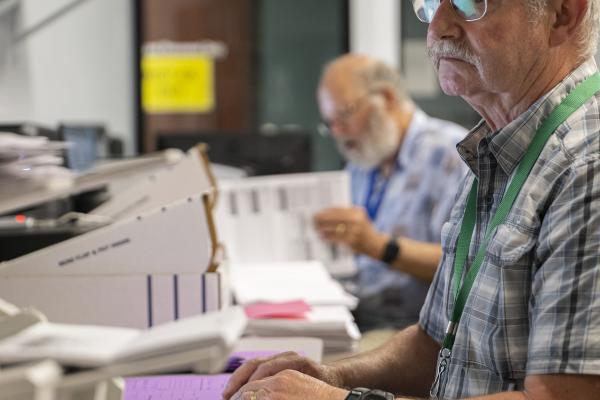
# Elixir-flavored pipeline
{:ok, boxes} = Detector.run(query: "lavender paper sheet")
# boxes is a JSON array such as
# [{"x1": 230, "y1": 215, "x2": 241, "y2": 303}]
[{"x1": 124, "y1": 351, "x2": 286, "y2": 400}]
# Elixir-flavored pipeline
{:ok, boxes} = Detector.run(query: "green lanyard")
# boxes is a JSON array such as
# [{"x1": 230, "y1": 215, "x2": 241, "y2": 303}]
[
  {"x1": 431, "y1": 72, "x2": 600, "y2": 400},
  {"x1": 442, "y1": 72, "x2": 600, "y2": 352}
]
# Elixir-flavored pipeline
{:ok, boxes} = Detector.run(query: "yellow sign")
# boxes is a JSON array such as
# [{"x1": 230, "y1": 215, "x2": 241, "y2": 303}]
[{"x1": 142, "y1": 54, "x2": 215, "y2": 113}]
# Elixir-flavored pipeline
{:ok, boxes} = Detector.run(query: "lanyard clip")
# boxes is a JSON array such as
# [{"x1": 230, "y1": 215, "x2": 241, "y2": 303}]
[{"x1": 445, "y1": 321, "x2": 458, "y2": 336}]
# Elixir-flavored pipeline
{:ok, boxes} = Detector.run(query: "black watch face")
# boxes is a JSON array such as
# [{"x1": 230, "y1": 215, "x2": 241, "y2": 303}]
[{"x1": 363, "y1": 391, "x2": 391, "y2": 400}]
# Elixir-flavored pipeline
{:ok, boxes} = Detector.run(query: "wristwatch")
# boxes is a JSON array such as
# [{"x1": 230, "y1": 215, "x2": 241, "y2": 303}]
[
  {"x1": 345, "y1": 387, "x2": 395, "y2": 400},
  {"x1": 380, "y1": 238, "x2": 401, "y2": 264}
]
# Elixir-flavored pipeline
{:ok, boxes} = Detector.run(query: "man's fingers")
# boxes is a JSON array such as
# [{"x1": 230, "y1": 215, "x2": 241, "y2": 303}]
[
  {"x1": 222, "y1": 359, "x2": 263, "y2": 399},
  {"x1": 313, "y1": 207, "x2": 357, "y2": 224},
  {"x1": 223, "y1": 353, "x2": 301, "y2": 399},
  {"x1": 246, "y1": 353, "x2": 302, "y2": 383}
]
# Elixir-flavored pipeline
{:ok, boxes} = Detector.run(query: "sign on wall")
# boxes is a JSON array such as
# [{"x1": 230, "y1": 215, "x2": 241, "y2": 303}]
[{"x1": 141, "y1": 41, "x2": 228, "y2": 114}]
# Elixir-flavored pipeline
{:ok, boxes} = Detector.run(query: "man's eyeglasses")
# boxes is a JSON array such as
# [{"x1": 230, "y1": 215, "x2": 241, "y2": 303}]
[
  {"x1": 317, "y1": 92, "x2": 373, "y2": 137},
  {"x1": 411, "y1": 0, "x2": 488, "y2": 23}
]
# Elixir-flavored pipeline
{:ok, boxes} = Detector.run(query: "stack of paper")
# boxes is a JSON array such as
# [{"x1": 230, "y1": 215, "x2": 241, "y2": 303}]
[
  {"x1": 245, "y1": 306, "x2": 361, "y2": 354},
  {"x1": 229, "y1": 261, "x2": 361, "y2": 353},
  {"x1": 0, "y1": 307, "x2": 247, "y2": 374},
  {"x1": 0, "y1": 133, "x2": 73, "y2": 201},
  {"x1": 229, "y1": 261, "x2": 357, "y2": 309}
]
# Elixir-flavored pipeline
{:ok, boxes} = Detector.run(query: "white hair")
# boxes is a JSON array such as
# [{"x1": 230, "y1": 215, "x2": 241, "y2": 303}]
[
  {"x1": 358, "y1": 61, "x2": 415, "y2": 112},
  {"x1": 527, "y1": 0, "x2": 599, "y2": 60},
  {"x1": 577, "y1": 0, "x2": 599, "y2": 59}
]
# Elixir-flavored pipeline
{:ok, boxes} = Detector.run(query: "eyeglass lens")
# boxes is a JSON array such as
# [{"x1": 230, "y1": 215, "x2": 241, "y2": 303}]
[{"x1": 411, "y1": 0, "x2": 487, "y2": 23}]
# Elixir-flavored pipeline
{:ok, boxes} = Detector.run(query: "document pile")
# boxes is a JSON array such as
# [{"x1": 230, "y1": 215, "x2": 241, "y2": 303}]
[
  {"x1": 0, "y1": 306, "x2": 247, "y2": 374},
  {"x1": 230, "y1": 261, "x2": 361, "y2": 353},
  {"x1": 0, "y1": 133, "x2": 72, "y2": 200},
  {"x1": 245, "y1": 304, "x2": 360, "y2": 354}
]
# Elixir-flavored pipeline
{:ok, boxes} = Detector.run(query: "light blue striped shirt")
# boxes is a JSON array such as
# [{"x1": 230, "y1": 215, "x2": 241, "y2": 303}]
[{"x1": 349, "y1": 109, "x2": 467, "y2": 329}]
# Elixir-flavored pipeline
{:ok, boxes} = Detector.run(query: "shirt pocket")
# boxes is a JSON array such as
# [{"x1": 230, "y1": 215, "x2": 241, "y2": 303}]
[
  {"x1": 440, "y1": 218, "x2": 463, "y2": 254},
  {"x1": 485, "y1": 223, "x2": 537, "y2": 267}
]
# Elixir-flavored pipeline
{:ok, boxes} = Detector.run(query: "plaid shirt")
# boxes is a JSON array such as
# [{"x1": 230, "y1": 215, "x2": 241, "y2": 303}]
[{"x1": 419, "y1": 58, "x2": 600, "y2": 399}]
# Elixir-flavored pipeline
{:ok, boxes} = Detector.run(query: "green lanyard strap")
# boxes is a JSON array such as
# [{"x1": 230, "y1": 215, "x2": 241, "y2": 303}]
[{"x1": 443, "y1": 72, "x2": 600, "y2": 351}]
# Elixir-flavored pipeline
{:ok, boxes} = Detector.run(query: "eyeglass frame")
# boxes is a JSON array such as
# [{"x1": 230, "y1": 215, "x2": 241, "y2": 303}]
[
  {"x1": 411, "y1": 0, "x2": 489, "y2": 24},
  {"x1": 317, "y1": 91, "x2": 376, "y2": 137}
]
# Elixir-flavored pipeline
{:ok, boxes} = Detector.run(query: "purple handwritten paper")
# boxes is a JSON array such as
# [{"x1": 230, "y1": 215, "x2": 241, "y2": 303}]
[
  {"x1": 124, "y1": 351, "x2": 292, "y2": 400},
  {"x1": 124, "y1": 374, "x2": 231, "y2": 400}
]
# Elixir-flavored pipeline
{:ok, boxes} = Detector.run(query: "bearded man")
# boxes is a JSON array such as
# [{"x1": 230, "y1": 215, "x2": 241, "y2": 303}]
[{"x1": 313, "y1": 54, "x2": 467, "y2": 331}]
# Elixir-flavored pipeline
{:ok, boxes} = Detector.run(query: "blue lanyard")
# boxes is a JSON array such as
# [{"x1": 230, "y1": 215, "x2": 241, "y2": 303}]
[{"x1": 364, "y1": 168, "x2": 391, "y2": 220}]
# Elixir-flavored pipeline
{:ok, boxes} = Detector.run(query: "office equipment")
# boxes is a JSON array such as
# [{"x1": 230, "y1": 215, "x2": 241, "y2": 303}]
[
  {"x1": 0, "y1": 194, "x2": 211, "y2": 278},
  {"x1": 0, "y1": 146, "x2": 229, "y2": 329},
  {"x1": 91, "y1": 145, "x2": 212, "y2": 221},
  {"x1": 156, "y1": 132, "x2": 312, "y2": 176},
  {"x1": 0, "y1": 149, "x2": 183, "y2": 216},
  {"x1": 215, "y1": 171, "x2": 357, "y2": 277},
  {"x1": 59, "y1": 124, "x2": 105, "y2": 173},
  {"x1": 0, "y1": 307, "x2": 246, "y2": 372},
  {"x1": 0, "y1": 132, "x2": 74, "y2": 204},
  {"x1": 0, "y1": 193, "x2": 227, "y2": 328}
]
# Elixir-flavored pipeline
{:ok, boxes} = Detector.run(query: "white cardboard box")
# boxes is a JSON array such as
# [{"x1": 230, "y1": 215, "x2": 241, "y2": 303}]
[{"x1": 0, "y1": 195, "x2": 230, "y2": 329}]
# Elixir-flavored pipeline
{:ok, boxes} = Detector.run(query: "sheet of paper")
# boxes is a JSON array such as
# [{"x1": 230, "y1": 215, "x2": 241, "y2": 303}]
[
  {"x1": 124, "y1": 374, "x2": 231, "y2": 400},
  {"x1": 124, "y1": 351, "x2": 285, "y2": 400},
  {"x1": 215, "y1": 171, "x2": 357, "y2": 277},
  {"x1": 244, "y1": 300, "x2": 311, "y2": 319},
  {"x1": 229, "y1": 261, "x2": 358, "y2": 309}
]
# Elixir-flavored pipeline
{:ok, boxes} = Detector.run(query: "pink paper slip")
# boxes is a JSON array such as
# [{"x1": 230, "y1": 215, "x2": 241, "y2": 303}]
[{"x1": 244, "y1": 300, "x2": 311, "y2": 319}]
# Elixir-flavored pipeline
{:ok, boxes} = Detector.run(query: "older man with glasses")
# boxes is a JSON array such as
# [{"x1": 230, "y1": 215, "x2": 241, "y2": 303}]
[
  {"x1": 224, "y1": 0, "x2": 600, "y2": 399},
  {"x1": 312, "y1": 54, "x2": 467, "y2": 332}
]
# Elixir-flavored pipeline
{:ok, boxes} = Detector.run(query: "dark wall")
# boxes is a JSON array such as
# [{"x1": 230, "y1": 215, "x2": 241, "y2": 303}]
[{"x1": 257, "y1": 0, "x2": 348, "y2": 171}]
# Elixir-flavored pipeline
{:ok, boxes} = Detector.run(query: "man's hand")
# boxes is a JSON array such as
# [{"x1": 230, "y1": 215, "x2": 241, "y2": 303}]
[
  {"x1": 222, "y1": 352, "x2": 342, "y2": 400},
  {"x1": 228, "y1": 370, "x2": 348, "y2": 400},
  {"x1": 313, "y1": 206, "x2": 388, "y2": 257}
]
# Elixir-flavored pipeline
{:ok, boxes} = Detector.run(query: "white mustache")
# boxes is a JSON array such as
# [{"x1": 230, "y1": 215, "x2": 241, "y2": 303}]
[{"x1": 427, "y1": 41, "x2": 481, "y2": 69}]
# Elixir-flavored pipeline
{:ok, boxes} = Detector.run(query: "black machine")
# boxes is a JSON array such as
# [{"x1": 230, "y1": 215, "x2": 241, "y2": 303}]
[{"x1": 156, "y1": 132, "x2": 312, "y2": 176}]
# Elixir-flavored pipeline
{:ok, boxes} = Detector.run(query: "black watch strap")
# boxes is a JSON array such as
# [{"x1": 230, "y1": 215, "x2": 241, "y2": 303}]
[
  {"x1": 381, "y1": 238, "x2": 401, "y2": 264},
  {"x1": 345, "y1": 387, "x2": 370, "y2": 400},
  {"x1": 345, "y1": 387, "x2": 395, "y2": 400}
]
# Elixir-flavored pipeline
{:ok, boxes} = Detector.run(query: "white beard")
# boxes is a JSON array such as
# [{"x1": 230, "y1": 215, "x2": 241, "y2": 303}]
[{"x1": 337, "y1": 99, "x2": 401, "y2": 170}]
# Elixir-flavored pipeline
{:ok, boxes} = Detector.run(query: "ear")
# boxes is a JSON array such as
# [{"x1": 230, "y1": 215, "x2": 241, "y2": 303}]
[
  {"x1": 548, "y1": 0, "x2": 588, "y2": 47},
  {"x1": 376, "y1": 84, "x2": 399, "y2": 112}
]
